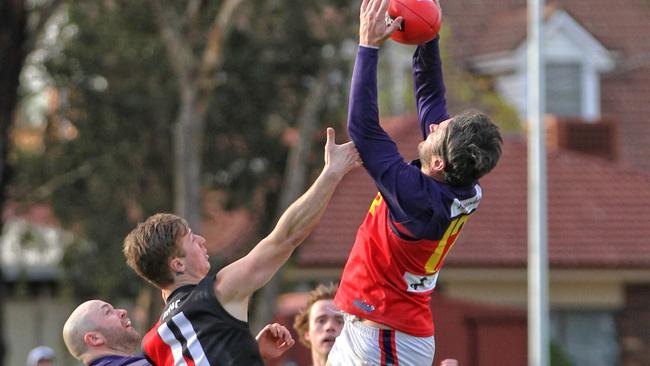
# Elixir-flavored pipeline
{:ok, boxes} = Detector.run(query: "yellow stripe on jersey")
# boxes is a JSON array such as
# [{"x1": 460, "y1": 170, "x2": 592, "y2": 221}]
[
  {"x1": 425, "y1": 214, "x2": 469, "y2": 273},
  {"x1": 368, "y1": 192, "x2": 383, "y2": 216}
]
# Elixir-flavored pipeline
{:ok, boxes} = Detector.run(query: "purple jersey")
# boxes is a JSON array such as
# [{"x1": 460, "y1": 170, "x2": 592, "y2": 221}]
[
  {"x1": 89, "y1": 355, "x2": 151, "y2": 366},
  {"x1": 346, "y1": 38, "x2": 478, "y2": 241},
  {"x1": 335, "y1": 37, "x2": 482, "y2": 336}
]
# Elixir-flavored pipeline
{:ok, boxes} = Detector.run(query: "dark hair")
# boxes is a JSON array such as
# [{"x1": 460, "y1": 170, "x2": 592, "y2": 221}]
[
  {"x1": 441, "y1": 110, "x2": 502, "y2": 187},
  {"x1": 123, "y1": 213, "x2": 188, "y2": 288},
  {"x1": 293, "y1": 283, "x2": 338, "y2": 348}
]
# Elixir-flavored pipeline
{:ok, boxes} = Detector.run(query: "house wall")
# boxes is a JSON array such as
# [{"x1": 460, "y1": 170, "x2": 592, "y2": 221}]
[
  {"x1": 619, "y1": 284, "x2": 650, "y2": 366},
  {"x1": 440, "y1": 268, "x2": 650, "y2": 366},
  {"x1": 441, "y1": 268, "x2": 650, "y2": 309},
  {"x1": 5, "y1": 297, "x2": 79, "y2": 366}
]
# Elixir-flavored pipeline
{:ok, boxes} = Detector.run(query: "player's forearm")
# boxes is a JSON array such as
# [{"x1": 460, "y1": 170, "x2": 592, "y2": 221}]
[
  {"x1": 217, "y1": 165, "x2": 346, "y2": 303},
  {"x1": 347, "y1": 46, "x2": 383, "y2": 145},
  {"x1": 271, "y1": 166, "x2": 343, "y2": 248},
  {"x1": 413, "y1": 36, "x2": 449, "y2": 138},
  {"x1": 347, "y1": 46, "x2": 403, "y2": 177}
]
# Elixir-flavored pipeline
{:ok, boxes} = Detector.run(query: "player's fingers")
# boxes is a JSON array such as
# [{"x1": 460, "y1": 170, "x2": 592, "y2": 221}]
[
  {"x1": 377, "y1": 0, "x2": 390, "y2": 15},
  {"x1": 326, "y1": 127, "x2": 335, "y2": 146},
  {"x1": 271, "y1": 323, "x2": 282, "y2": 337},
  {"x1": 341, "y1": 142, "x2": 360, "y2": 159},
  {"x1": 370, "y1": 0, "x2": 383, "y2": 16},
  {"x1": 385, "y1": 16, "x2": 403, "y2": 36},
  {"x1": 361, "y1": 0, "x2": 370, "y2": 14},
  {"x1": 280, "y1": 327, "x2": 293, "y2": 342},
  {"x1": 273, "y1": 325, "x2": 283, "y2": 338},
  {"x1": 279, "y1": 339, "x2": 295, "y2": 350}
]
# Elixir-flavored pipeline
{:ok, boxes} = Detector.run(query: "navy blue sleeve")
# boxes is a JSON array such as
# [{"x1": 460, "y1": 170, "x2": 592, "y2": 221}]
[
  {"x1": 348, "y1": 46, "x2": 443, "y2": 238},
  {"x1": 413, "y1": 36, "x2": 449, "y2": 140}
]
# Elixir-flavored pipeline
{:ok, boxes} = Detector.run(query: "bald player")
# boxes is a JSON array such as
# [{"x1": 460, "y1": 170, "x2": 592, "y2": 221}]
[{"x1": 63, "y1": 300, "x2": 294, "y2": 366}]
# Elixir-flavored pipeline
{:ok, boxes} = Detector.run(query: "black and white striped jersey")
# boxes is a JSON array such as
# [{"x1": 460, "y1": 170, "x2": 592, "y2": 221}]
[{"x1": 142, "y1": 274, "x2": 263, "y2": 366}]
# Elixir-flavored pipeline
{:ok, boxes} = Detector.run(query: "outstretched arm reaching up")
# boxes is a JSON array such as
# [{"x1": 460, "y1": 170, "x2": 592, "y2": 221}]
[{"x1": 215, "y1": 127, "x2": 361, "y2": 320}]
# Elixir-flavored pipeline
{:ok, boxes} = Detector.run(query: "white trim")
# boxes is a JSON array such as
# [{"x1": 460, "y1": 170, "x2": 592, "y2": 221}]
[
  {"x1": 157, "y1": 321, "x2": 188, "y2": 366},
  {"x1": 470, "y1": 9, "x2": 616, "y2": 120},
  {"x1": 173, "y1": 313, "x2": 210, "y2": 366},
  {"x1": 156, "y1": 313, "x2": 210, "y2": 366},
  {"x1": 583, "y1": 60, "x2": 600, "y2": 120},
  {"x1": 545, "y1": 10, "x2": 615, "y2": 71}
]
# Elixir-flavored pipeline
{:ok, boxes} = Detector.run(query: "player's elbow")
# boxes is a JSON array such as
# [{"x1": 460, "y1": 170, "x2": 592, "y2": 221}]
[
  {"x1": 283, "y1": 231, "x2": 308, "y2": 250},
  {"x1": 266, "y1": 231, "x2": 305, "y2": 254}
]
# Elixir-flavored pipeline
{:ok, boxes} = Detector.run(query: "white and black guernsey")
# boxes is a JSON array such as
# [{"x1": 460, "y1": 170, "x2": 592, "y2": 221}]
[{"x1": 142, "y1": 274, "x2": 263, "y2": 366}]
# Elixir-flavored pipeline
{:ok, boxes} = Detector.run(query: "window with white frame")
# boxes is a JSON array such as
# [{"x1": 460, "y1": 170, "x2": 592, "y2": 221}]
[
  {"x1": 474, "y1": 10, "x2": 615, "y2": 121},
  {"x1": 545, "y1": 62, "x2": 583, "y2": 117},
  {"x1": 550, "y1": 310, "x2": 619, "y2": 366}
]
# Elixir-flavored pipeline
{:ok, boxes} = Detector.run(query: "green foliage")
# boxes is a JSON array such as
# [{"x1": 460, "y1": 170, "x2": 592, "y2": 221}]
[
  {"x1": 202, "y1": 0, "x2": 356, "y2": 218},
  {"x1": 12, "y1": 0, "x2": 522, "y2": 302},
  {"x1": 15, "y1": 1, "x2": 176, "y2": 300},
  {"x1": 551, "y1": 341, "x2": 574, "y2": 366},
  {"x1": 13, "y1": 0, "x2": 358, "y2": 300},
  {"x1": 13, "y1": 0, "x2": 523, "y2": 302}
]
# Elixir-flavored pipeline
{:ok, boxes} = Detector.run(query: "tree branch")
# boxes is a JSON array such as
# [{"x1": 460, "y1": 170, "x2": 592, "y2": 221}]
[
  {"x1": 196, "y1": 0, "x2": 245, "y2": 100},
  {"x1": 20, "y1": 154, "x2": 108, "y2": 202},
  {"x1": 185, "y1": 0, "x2": 203, "y2": 37},
  {"x1": 149, "y1": 0, "x2": 195, "y2": 87}
]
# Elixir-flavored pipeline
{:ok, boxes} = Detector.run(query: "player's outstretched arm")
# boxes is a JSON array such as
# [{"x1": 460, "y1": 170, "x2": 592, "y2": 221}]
[
  {"x1": 412, "y1": 0, "x2": 447, "y2": 138},
  {"x1": 215, "y1": 128, "x2": 361, "y2": 316},
  {"x1": 413, "y1": 34, "x2": 449, "y2": 139}
]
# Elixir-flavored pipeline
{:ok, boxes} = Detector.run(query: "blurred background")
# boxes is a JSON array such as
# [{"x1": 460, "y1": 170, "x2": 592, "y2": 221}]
[{"x1": 1, "y1": 0, "x2": 649, "y2": 365}]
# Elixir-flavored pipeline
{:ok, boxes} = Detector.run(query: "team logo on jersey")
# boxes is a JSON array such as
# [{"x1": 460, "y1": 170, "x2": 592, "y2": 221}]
[
  {"x1": 162, "y1": 299, "x2": 182, "y2": 320},
  {"x1": 450, "y1": 184, "x2": 482, "y2": 217},
  {"x1": 404, "y1": 271, "x2": 439, "y2": 293},
  {"x1": 353, "y1": 298, "x2": 376, "y2": 313}
]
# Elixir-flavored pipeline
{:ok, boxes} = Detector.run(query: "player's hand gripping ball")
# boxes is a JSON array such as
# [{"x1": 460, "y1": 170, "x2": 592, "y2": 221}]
[{"x1": 388, "y1": 0, "x2": 442, "y2": 45}]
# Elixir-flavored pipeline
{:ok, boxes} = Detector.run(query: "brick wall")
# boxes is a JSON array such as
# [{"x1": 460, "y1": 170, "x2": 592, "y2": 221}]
[{"x1": 619, "y1": 284, "x2": 650, "y2": 366}]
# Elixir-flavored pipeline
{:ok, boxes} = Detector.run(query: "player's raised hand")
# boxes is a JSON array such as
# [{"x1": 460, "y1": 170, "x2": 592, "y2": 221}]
[
  {"x1": 360, "y1": 0, "x2": 403, "y2": 47},
  {"x1": 324, "y1": 127, "x2": 362, "y2": 178}
]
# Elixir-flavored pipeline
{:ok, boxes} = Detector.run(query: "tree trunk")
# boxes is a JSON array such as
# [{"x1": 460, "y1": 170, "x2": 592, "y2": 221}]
[
  {"x1": 152, "y1": 0, "x2": 242, "y2": 234},
  {"x1": 0, "y1": 1, "x2": 27, "y2": 365},
  {"x1": 173, "y1": 91, "x2": 204, "y2": 233}
]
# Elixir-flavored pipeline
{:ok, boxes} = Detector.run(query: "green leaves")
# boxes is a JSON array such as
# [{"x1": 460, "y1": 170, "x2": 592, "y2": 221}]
[{"x1": 14, "y1": 0, "x2": 357, "y2": 300}]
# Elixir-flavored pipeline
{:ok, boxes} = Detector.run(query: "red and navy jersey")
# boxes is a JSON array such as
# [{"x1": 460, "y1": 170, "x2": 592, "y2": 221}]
[
  {"x1": 335, "y1": 186, "x2": 480, "y2": 336},
  {"x1": 335, "y1": 38, "x2": 482, "y2": 337},
  {"x1": 142, "y1": 274, "x2": 263, "y2": 366}
]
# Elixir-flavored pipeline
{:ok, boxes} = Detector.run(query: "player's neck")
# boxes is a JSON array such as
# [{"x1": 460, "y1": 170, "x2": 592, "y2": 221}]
[
  {"x1": 312, "y1": 350, "x2": 328, "y2": 366},
  {"x1": 162, "y1": 277, "x2": 200, "y2": 302},
  {"x1": 421, "y1": 165, "x2": 445, "y2": 183}
]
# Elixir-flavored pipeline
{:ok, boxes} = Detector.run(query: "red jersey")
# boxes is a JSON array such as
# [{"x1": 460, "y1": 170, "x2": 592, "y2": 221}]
[
  {"x1": 335, "y1": 189, "x2": 478, "y2": 337},
  {"x1": 339, "y1": 41, "x2": 483, "y2": 338}
]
